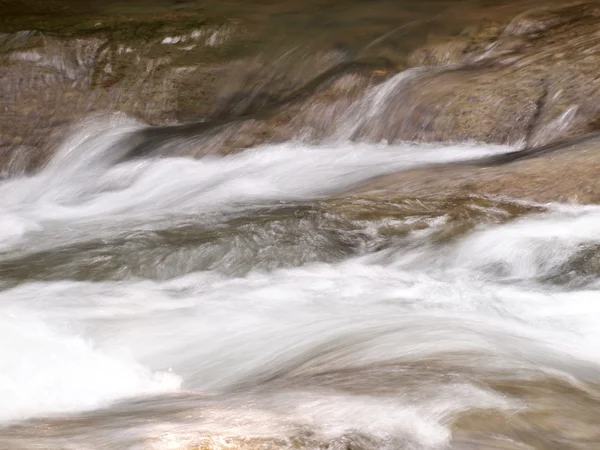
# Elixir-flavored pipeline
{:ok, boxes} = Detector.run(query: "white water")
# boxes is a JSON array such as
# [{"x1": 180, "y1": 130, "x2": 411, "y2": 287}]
[
  {"x1": 0, "y1": 116, "x2": 510, "y2": 254},
  {"x1": 2, "y1": 120, "x2": 600, "y2": 448}
]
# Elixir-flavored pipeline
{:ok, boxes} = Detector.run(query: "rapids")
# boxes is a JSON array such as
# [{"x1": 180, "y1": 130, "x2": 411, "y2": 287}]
[{"x1": 1, "y1": 115, "x2": 600, "y2": 449}]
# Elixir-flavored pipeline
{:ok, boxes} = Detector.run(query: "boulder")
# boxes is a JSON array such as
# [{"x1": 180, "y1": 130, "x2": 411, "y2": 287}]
[
  {"x1": 124, "y1": 1, "x2": 600, "y2": 158},
  {"x1": 0, "y1": 10, "x2": 352, "y2": 173},
  {"x1": 118, "y1": 58, "x2": 395, "y2": 159},
  {"x1": 352, "y1": 2, "x2": 600, "y2": 147}
]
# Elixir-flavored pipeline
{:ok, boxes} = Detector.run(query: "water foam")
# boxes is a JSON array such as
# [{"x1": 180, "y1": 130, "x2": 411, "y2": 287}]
[
  {"x1": 0, "y1": 300, "x2": 180, "y2": 422},
  {"x1": 3, "y1": 119, "x2": 600, "y2": 447},
  {"x1": 1, "y1": 239, "x2": 599, "y2": 425}
]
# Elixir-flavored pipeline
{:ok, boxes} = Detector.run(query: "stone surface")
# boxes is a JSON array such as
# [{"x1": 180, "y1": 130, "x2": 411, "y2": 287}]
[
  {"x1": 351, "y1": 1, "x2": 600, "y2": 147},
  {"x1": 133, "y1": 1, "x2": 600, "y2": 156},
  {"x1": 348, "y1": 133, "x2": 600, "y2": 204},
  {"x1": 0, "y1": 10, "x2": 353, "y2": 173},
  {"x1": 117, "y1": 59, "x2": 395, "y2": 159}
]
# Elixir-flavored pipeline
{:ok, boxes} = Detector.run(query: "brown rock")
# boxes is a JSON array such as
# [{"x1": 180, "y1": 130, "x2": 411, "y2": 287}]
[
  {"x1": 348, "y1": 133, "x2": 600, "y2": 204},
  {"x1": 349, "y1": 65, "x2": 546, "y2": 145},
  {"x1": 0, "y1": 12, "x2": 353, "y2": 172},
  {"x1": 357, "y1": 1, "x2": 600, "y2": 147},
  {"x1": 120, "y1": 59, "x2": 396, "y2": 159}
]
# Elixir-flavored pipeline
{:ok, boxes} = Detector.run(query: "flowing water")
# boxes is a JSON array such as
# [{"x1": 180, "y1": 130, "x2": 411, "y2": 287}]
[
  {"x1": 1, "y1": 115, "x2": 600, "y2": 449},
  {"x1": 3, "y1": 1, "x2": 600, "y2": 449}
]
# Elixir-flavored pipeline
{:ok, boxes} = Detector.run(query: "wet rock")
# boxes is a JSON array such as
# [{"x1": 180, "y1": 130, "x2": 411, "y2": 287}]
[
  {"x1": 0, "y1": 13, "x2": 247, "y2": 172},
  {"x1": 452, "y1": 376, "x2": 600, "y2": 449},
  {"x1": 358, "y1": 1, "x2": 600, "y2": 147},
  {"x1": 349, "y1": 66, "x2": 546, "y2": 145},
  {"x1": 323, "y1": 195, "x2": 543, "y2": 247},
  {"x1": 0, "y1": 10, "x2": 353, "y2": 173},
  {"x1": 119, "y1": 58, "x2": 395, "y2": 159},
  {"x1": 407, "y1": 38, "x2": 472, "y2": 67},
  {"x1": 406, "y1": 19, "x2": 503, "y2": 68},
  {"x1": 8, "y1": 0, "x2": 596, "y2": 174},
  {"x1": 348, "y1": 133, "x2": 600, "y2": 205},
  {"x1": 138, "y1": 1, "x2": 600, "y2": 157},
  {"x1": 212, "y1": 61, "x2": 394, "y2": 152},
  {"x1": 146, "y1": 430, "x2": 386, "y2": 450}
]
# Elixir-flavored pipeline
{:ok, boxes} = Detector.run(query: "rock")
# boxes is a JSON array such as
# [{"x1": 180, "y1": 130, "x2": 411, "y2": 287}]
[
  {"x1": 353, "y1": 1, "x2": 600, "y2": 147},
  {"x1": 407, "y1": 38, "x2": 472, "y2": 67},
  {"x1": 118, "y1": 58, "x2": 395, "y2": 159},
  {"x1": 405, "y1": 18, "x2": 505, "y2": 68},
  {"x1": 0, "y1": 13, "x2": 248, "y2": 172},
  {"x1": 141, "y1": 1, "x2": 600, "y2": 156},
  {"x1": 11, "y1": 0, "x2": 600, "y2": 174},
  {"x1": 146, "y1": 434, "x2": 292, "y2": 450},
  {"x1": 212, "y1": 60, "x2": 394, "y2": 152},
  {"x1": 145, "y1": 430, "x2": 382, "y2": 450},
  {"x1": 0, "y1": 9, "x2": 354, "y2": 173},
  {"x1": 347, "y1": 132, "x2": 600, "y2": 204}
]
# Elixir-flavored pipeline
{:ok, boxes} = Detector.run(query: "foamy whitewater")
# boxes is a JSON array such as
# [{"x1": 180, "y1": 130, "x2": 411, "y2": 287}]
[{"x1": 2, "y1": 117, "x2": 600, "y2": 449}]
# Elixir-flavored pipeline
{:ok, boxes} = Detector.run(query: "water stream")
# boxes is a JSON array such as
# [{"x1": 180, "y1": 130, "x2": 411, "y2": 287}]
[
  {"x1": 2, "y1": 1, "x2": 600, "y2": 449},
  {"x1": 0, "y1": 115, "x2": 599, "y2": 449}
]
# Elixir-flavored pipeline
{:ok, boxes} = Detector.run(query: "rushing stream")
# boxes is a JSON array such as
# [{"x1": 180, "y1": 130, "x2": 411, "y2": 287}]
[{"x1": 1, "y1": 117, "x2": 600, "y2": 449}]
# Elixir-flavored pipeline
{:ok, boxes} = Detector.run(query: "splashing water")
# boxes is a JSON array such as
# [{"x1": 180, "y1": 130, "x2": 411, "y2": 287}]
[{"x1": 2, "y1": 118, "x2": 600, "y2": 449}]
